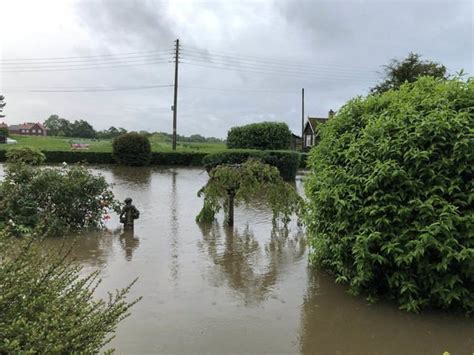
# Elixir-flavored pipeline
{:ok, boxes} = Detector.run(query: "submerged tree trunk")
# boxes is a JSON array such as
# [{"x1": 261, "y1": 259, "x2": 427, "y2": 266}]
[{"x1": 226, "y1": 191, "x2": 235, "y2": 226}]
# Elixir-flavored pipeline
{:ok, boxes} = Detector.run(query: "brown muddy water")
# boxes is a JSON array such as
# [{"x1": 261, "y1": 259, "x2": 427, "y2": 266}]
[{"x1": 2, "y1": 166, "x2": 473, "y2": 354}]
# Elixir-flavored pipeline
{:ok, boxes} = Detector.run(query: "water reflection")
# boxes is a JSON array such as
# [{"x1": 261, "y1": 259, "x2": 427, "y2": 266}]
[
  {"x1": 299, "y1": 269, "x2": 474, "y2": 355},
  {"x1": 118, "y1": 229, "x2": 140, "y2": 261},
  {"x1": 169, "y1": 170, "x2": 180, "y2": 283},
  {"x1": 110, "y1": 165, "x2": 152, "y2": 186},
  {"x1": 39, "y1": 231, "x2": 114, "y2": 268},
  {"x1": 198, "y1": 222, "x2": 306, "y2": 305}
]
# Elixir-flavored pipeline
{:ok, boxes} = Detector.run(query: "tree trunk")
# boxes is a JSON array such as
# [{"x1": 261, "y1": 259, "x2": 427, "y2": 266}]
[{"x1": 226, "y1": 192, "x2": 235, "y2": 226}]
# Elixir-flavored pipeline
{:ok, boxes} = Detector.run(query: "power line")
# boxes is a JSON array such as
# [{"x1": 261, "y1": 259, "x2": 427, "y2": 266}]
[
  {"x1": 182, "y1": 45, "x2": 375, "y2": 73},
  {"x1": 0, "y1": 59, "x2": 171, "y2": 73},
  {"x1": 180, "y1": 54, "x2": 373, "y2": 80},
  {"x1": 180, "y1": 61, "x2": 372, "y2": 82},
  {"x1": 180, "y1": 85, "x2": 296, "y2": 94},
  {"x1": 2, "y1": 84, "x2": 173, "y2": 92},
  {"x1": 1, "y1": 49, "x2": 173, "y2": 62},
  {"x1": 0, "y1": 54, "x2": 173, "y2": 68}
]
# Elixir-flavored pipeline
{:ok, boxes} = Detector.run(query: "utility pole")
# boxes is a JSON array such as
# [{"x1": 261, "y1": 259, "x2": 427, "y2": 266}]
[
  {"x1": 301, "y1": 88, "x2": 305, "y2": 150},
  {"x1": 172, "y1": 39, "x2": 180, "y2": 150}
]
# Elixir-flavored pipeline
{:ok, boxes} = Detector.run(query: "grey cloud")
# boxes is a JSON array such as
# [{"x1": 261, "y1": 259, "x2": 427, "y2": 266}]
[{"x1": 76, "y1": 0, "x2": 176, "y2": 51}]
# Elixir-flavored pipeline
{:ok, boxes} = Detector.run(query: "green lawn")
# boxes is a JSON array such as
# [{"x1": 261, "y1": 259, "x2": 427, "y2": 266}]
[{"x1": 0, "y1": 135, "x2": 226, "y2": 153}]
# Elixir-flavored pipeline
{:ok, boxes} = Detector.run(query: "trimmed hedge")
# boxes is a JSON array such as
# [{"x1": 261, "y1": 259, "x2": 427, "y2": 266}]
[
  {"x1": 0, "y1": 150, "x2": 207, "y2": 166},
  {"x1": 263, "y1": 150, "x2": 301, "y2": 181},
  {"x1": 150, "y1": 151, "x2": 207, "y2": 166},
  {"x1": 203, "y1": 149, "x2": 301, "y2": 180},
  {"x1": 227, "y1": 122, "x2": 292, "y2": 150},
  {"x1": 202, "y1": 149, "x2": 265, "y2": 170},
  {"x1": 43, "y1": 151, "x2": 115, "y2": 164}
]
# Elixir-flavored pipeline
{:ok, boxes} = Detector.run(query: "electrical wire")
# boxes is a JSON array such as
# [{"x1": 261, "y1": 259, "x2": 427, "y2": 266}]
[
  {"x1": 182, "y1": 45, "x2": 375, "y2": 73},
  {"x1": 0, "y1": 59, "x2": 171, "y2": 73},
  {"x1": 1, "y1": 49, "x2": 173, "y2": 62},
  {"x1": 2, "y1": 84, "x2": 173, "y2": 92},
  {"x1": 180, "y1": 54, "x2": 373, "y2": 80},
  {"x1": 181, "y1": 61, "x2": 372, "y2": 82}
]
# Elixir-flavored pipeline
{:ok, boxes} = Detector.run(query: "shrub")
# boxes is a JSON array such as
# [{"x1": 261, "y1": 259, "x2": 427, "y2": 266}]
[
  {"x1": 0, "y1": 163, "x2": 118, "y2": 236},
  {"x1": 203, "y1": 150, "x2": 300, "y2": 181},
  {"x1": 227, "y1": 122, "x2": 292, "y2": 150},
  {"x1": 6, "y1": 147, "x2": 45, "y2": 165},
  {"x1": 0, "y1": 229, "x2": 139, "y2": 353},
  {"x1": 112, "y1": 133, "x2": 151, "y2": 166},
  {"x1": 304, "y1": 77, "x2": 474, "y2": 313}
]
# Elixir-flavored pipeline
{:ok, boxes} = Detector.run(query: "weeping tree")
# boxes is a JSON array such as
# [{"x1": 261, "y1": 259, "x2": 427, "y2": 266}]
[{"x1": 196, "y1": 159, "x2": 302, "y2": 226}]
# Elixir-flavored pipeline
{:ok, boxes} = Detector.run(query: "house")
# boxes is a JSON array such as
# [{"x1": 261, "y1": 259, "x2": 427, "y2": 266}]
[
  {"x1": 303, "y1": 110, "x2": 334, "y2": 149},
  {"x1": 8, "y1": 122, "x2": 47, "y2": 136}
]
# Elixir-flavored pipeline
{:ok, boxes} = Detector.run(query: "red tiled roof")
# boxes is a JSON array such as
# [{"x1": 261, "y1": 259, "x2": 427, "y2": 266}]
[{"x1": 19, "y1": 122, "x2": 45, "y2": 130}]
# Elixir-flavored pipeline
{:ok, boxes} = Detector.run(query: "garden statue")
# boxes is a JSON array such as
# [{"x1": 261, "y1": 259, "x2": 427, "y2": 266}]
[{"x1": 120, "y1": 197, "x2": 140, "y2": 230}]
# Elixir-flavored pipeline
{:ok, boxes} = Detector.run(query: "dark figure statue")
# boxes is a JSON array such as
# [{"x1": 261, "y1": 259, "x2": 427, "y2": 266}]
[{"x1": 120, "y1": 197, "x2": 140, "y2": 230}]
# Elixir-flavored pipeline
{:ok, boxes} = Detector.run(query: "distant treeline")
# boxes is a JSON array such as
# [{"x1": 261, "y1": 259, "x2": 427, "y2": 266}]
[{"x1": 43, "y1": 114, "x2": 224, "y2": 143}]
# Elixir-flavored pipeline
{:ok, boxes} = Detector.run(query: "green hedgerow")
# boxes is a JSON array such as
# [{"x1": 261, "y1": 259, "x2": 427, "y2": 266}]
[
  {"x1": 112, "y1": 133, "x2": 151, "y2": 166},
  {"x1": 304, "y1": 76, "x2": 474, "y2": 313}
]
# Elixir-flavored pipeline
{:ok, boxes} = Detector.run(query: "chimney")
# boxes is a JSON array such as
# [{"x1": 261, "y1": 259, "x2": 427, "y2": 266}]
[{"x1": 328, "y1": 109, "x2": 335, "y2": 118}]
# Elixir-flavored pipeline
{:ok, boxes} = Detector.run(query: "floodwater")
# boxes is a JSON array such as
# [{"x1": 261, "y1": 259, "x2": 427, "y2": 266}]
[{"x1": 3, "y1": 165, "x2": 473, "y2": 354}]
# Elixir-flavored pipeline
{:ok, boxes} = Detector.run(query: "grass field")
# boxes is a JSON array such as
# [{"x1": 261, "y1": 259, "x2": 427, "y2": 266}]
[{"x1": 0, "y1": 135, "x2": 226, "y2": 153}]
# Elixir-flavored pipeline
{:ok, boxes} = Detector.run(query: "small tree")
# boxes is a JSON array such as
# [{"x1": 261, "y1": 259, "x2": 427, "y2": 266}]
[
  {"x1": 112, "y1": 133, "x2": 151, "y2": 166},
  {"x1": 371, "y1": 52, "x2": 448, "y2": 94},
  {"x1": 196, "y1": 159, "x2": 301, "y2": 226}
]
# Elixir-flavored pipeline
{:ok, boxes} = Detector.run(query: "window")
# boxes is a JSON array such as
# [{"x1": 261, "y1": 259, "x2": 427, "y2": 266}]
[
  {"x1": 38, "y1": 129, "x2": 42, "y2": 134},
  {"x1": 32, "y1": 129, "x2": 36, "y2": 133},
  {"x1": 306, "y1": 134, "x2": 312, "y2": 147}
]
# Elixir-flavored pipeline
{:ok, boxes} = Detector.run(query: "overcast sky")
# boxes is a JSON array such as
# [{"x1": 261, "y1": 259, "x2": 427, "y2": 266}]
[{"x1": 0, "y1": 0, "x2": 472, "y2": 138}]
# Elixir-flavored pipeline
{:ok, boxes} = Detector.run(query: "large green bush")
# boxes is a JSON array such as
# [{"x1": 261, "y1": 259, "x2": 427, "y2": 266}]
[
  {"x1": 113, "y1": 133, "x2": 151, "y2": 166},
  {"x1": 0, "y1": 229, "x2": 138, "y2": 353},
  {"x1": 227, "y1": 122, "x2": 292, "y2": 150},
  {"x1": 0, "y1": 162, "x2": 118, "y2": 236},
  {"x1": 203, "y1": 149, "x2": 300, "y2": 180},
  {"x1": 304, "y1": 77, "x2": 474, "y2": 313}
]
